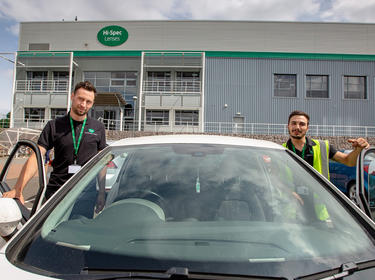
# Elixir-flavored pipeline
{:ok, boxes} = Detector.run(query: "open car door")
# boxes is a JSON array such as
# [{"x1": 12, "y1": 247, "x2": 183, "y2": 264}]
[
  {"x1": 0, "y1": 140, "x2": 46, "y2": 222},
  {"x1": 357, "y1": 147, "x2": 375, "y2": 220}
]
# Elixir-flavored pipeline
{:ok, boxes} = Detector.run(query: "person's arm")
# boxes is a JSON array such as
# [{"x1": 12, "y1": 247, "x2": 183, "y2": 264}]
[
  {"x1": 95, "y1": 164, "x2": 107, "y2": 214},
  {"x1": 2, "y1": 145, "x2": 46, "y2": 204},
  {"x1": 332, "y1": 138, "x2": 370, "y2": 167}
]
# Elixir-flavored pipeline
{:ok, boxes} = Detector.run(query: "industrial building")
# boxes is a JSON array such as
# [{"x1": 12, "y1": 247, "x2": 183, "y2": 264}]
[{"x1": 11, "y1": 20, "x2": 375, "y2": 134}]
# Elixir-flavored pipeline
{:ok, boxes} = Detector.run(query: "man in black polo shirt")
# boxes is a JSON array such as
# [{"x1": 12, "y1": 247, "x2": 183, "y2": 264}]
[{"x1": 3, "y1": 81, "x2": 106, "y2": 203}]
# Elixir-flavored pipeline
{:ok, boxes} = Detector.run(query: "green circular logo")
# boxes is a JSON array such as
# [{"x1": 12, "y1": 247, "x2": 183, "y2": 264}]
[{"x1": 97, "y1": 25, "x2": 128, "y2": 47}]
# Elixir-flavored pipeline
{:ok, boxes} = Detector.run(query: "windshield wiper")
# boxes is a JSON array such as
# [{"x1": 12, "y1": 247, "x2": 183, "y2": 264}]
[
  {"x1": 61, "y1": 266, "x2": 287, "y2": 280},
  {"x1": 80, "y1": 267, "x2": 188, "y2": 279},
  {"x1": 295, "y1": 259, "x2": 375, "y2": 280}
]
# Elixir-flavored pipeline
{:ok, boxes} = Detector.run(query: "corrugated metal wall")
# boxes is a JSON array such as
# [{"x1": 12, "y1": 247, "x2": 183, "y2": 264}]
[
  {"x1": 19, "y1": 21, "x2": 375, "y2": 55},
  {"x1": 205, "y1": 57, "x2": 375, "y2": 126}
]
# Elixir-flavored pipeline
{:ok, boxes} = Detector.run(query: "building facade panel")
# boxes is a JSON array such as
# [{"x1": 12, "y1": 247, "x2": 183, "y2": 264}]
[
  {"x1": 19, "y1": 21, "x2": 375, "y2": 54},
  {"x1": 205, "y1": 56, "x2": 375, "y2": 126}
]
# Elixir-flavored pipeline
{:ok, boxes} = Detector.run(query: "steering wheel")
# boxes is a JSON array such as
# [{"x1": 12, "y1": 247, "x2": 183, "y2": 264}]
[{"x1": 114, "y1": 190, "x2": 167, "y2": 211}]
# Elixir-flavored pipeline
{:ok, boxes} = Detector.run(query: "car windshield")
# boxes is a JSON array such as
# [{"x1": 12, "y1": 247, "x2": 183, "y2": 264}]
[{"x1": 10, "y1": 143, "x2": 375, "y2": 279}]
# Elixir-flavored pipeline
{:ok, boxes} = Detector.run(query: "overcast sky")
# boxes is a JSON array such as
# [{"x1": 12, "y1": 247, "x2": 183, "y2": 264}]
[{"x1": 1, "y1": 0, "x2": 375, "y2": 115}]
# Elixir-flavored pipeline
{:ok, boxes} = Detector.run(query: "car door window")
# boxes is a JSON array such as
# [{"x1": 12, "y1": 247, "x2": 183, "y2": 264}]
[
  {"x1": 357, "y1": 148, "x2": 375, "y2": 220},
  {"x1": 0, "y1": 140, "x2": 46, "y2": 219},
  {"x1": 364, "y1": 150, "x2": 375, "y2": 218}
]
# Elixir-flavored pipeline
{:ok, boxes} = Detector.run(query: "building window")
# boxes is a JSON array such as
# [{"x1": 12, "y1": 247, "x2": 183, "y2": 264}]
[
  {"x1": 110, "y1": 72, "x2": 137, "y2": 87},
  {"x1": 145, "y1": 72, "x2": 171, "y2": 92},
  {"x1": 53, "y1": 71, "x2": 69, "y2": 91},
  {"x1": 84, "y1": 71, "x2": 137, "y2": 102},
  {"x1": 148, "y1": 71, "x2": 171, "y2": 80},
  {"x1": 146, "y1": 110, "x2": 169, "y2": 125},
  {"x1": 175, "y1": 110, "x2": 199, "y2": 126},
  {"x1": 176, "y1": 72, "x2": 201, "y2": 93},
  {"x1": 344, "y1": 76, "x2": 367, "y2": 99},
  {"x1": 24, "y1": 108, "x2": 45, "y2": 122},
  {"x1": 27, "y1": 71, "x2": 48, "y2": 91},
  {"x1": 306, "y1": 75, "x2": 329, "y2": 98},
  {"x1": 176, "y1": 72, "x2": 200, "y2": 79},
  {"x1": 274, "y1": 74, "x2": 297, "y2": 97},
  {"x1": 51, "y1": 108, "x2": 66, "y2": 119}
]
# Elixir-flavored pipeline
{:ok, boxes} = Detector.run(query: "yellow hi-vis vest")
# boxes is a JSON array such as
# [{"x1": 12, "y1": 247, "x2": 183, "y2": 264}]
[
  {"x1": 283, "y1": 139, "x2": 330, "y2": 221},
  {"x1": 282, "y1": 139, "x2": 330, "y2": 179}
]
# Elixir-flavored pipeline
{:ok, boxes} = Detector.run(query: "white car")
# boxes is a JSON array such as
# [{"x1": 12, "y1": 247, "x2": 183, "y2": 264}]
[{"x1": 1, "y1": 135, "x2": 375, "y2": 279}]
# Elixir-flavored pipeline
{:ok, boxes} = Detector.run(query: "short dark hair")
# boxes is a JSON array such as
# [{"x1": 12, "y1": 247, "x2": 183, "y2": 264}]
[
  {"x1": 73, "y1": 81, "x2": 97, "y2": 95},
  {"x1": 288, "y1": 110, "x2": 310, "y2": 124}
]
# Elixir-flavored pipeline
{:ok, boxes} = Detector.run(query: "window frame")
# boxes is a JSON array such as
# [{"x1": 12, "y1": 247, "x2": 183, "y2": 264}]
[
  {"x1": 53, "y1": 71, "x2": 69, "y2": 92},
  {"x1": 146, "y1": 110, "x2": 170, "y2": 125},
  {"x1": 24, "y1": 108, "x2": 45, "y2": 122},
  {"x1": 50, "y1": 108, "x2": 67, "y2": 119},
  {"x1": 343, "y1": 75, "x2": 367, "y2": 100},
  {"x1": 84, "y1": 71, "x2": 138, "y2": 94},
  {"x1": 305, "y1": 74, "x2": 329, "y2": 99},
  {"x1": 175, "y1": 110, "x2": 199, "y2": 126},
  {"x1": 273, "y1": 74, "x2": 297, "y2": 98}
]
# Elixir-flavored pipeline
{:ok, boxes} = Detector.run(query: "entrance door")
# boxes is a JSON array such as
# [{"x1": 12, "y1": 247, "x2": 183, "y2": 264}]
[
  {"x1": 233, "y1": 116, "x2": 245, "y2": 134},
  {"x1": 103, "y1": 110, "x2": 116, "y2": 130}
]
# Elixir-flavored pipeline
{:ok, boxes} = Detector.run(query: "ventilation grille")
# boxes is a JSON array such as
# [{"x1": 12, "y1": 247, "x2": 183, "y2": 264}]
[{"x1": 29, "y1": 43, "x2": 50, "y2": 51}]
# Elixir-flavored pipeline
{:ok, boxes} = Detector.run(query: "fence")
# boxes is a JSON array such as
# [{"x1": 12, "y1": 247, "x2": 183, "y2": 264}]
[
  {"x1": 205, "y1": 122, "x2": 375, "y2": 137},
  {"x1": 11, "y1": 117, "x2": 375, "y2": 137}
]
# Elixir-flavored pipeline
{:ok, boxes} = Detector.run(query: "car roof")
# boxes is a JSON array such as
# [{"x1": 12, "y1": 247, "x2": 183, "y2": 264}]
[{"x1": 109, "y1": 134, "x2": 285, "y2": 149}]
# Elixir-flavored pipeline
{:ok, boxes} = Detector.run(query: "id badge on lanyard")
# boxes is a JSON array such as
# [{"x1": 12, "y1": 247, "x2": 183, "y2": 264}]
[
  {"x1": 69, "y1": 116, "x2": 86, "y2": 174},
  {"x1": 68, "y1": 163, "x2": 81, "y2": 174}
]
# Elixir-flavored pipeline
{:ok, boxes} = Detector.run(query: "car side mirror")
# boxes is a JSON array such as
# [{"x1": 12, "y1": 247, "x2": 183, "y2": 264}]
[{"x1": 0, "y1": 198, "x2": 22, "y2": 237}]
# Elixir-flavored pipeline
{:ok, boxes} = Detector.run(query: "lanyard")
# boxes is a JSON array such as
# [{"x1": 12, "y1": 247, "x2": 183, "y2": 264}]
[
  {"x1": 69, "y1": 116, "x2": 87, "y2": 162},
  {"x1": 291, "y1": 141, "x2": 307, "y2": 159}
]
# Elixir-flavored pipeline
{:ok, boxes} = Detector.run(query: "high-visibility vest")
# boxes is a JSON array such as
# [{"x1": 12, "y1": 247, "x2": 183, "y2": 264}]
[
  {"x1": 283, "y1": 139, "x2": 330, "y2": 221},
  {"x1": 283, "y1": 139, "x2": 330, "y2": 179}
]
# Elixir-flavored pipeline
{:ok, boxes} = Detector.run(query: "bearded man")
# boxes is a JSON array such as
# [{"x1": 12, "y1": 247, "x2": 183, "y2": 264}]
[{"x1": 283, "y1": 110, "x2": 369, "y2": 179}]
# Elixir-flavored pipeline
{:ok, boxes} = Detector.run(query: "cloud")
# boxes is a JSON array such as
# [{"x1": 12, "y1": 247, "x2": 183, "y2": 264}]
[
  {"x1": 0, "y1": 0, "x2": 321, "y2": 22},
  {"x1": 321, "y1": 0, "x2": 375, "y2": 22},
  {"x1": 174, "y1": 0, "x2": 321, "y2": 21},
  {"x1": 1, "y1": 0, "x2": 375, "y2": 24},
  {"x1": 5, "y1": 23, "x2": 19, "y2": 36},
  {"x1": 0, "y1": 0, "x2": 174, "y2": 22}
]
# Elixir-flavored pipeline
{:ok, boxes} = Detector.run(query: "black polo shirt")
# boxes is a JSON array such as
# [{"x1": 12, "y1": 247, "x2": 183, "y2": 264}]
[
  {"x1": 38, "y1": 114, "x2": 106, "y2": 192},
  {"x1": 285, "y1": 137, "x2": 337, "y2": 167}
]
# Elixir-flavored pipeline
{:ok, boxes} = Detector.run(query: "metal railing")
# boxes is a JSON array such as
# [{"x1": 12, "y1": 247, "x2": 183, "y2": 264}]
[
  {"x1": 143, "y1": 80, "x2": 201, "y2": 93},
  {"x1": 15, "y1": 80, "x2": 69, "y2": 92},
  {"x1": 205, "y1": 122, "x2": 375, "y2": 137},
  {"x1": 11, "y1": 117, "x2": 375, "y2": 137},
  {"x1": 12, "y1": 118, "x2": 49, "y2": 130}
]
